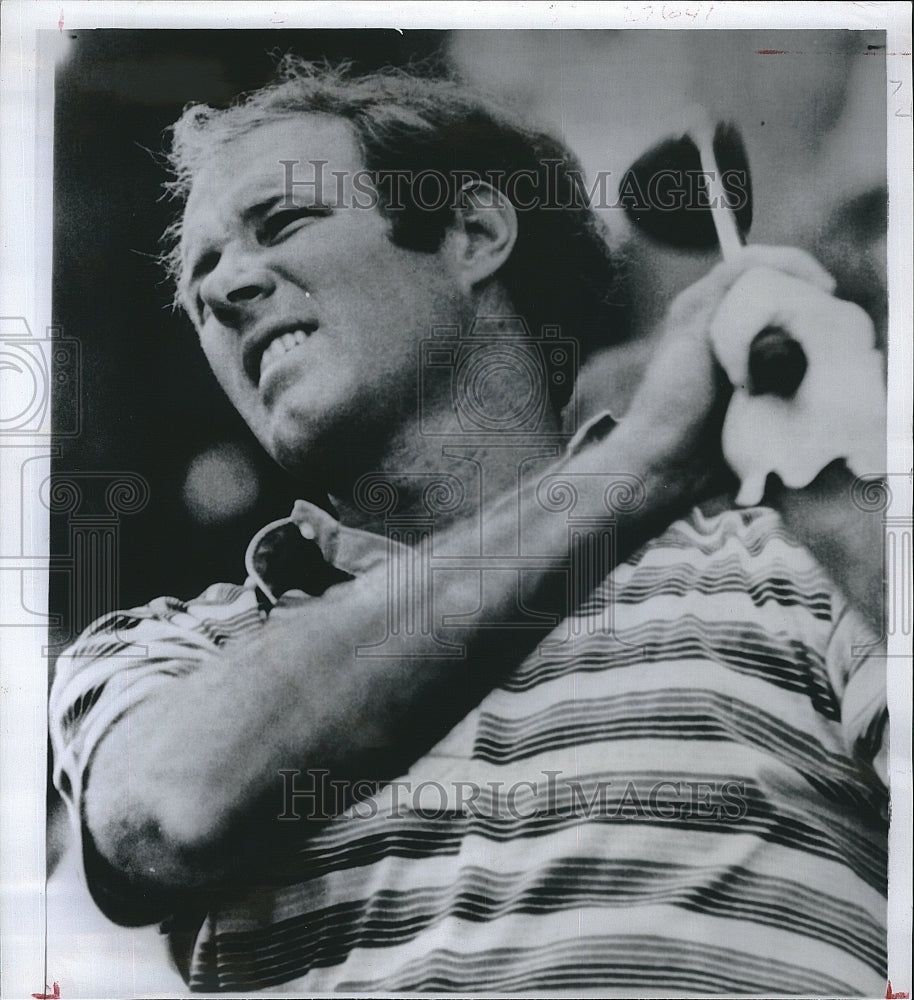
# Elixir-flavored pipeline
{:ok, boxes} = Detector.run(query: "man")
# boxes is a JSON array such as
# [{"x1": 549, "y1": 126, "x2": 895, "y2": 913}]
[{"x1": 50, "y1": 60, "x2": 888, "y2": 994}]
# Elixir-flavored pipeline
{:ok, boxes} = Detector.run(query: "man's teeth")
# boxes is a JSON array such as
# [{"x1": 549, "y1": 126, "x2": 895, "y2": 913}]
[{"x1": 259, "y1": 329, "x2": 309, "y2": 379}]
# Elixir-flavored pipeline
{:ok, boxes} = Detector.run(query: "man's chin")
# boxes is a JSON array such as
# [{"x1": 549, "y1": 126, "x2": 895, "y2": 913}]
[
  {"x1": 265, "y1": 424, "x2": 373, "y2": 495},
  {"x1": 267, "y1": 433, "x2": 327, "y2": 484}
]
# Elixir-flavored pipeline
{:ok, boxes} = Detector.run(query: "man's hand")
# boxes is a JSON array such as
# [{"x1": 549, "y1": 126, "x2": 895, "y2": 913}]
[
  {"x1": 622, "y1": 246, "x2": 837, "y2": 505},
  {"x1": 710, "y1": 266, "x2": 885, "y2": 506},
  {"x1": 623, "y1": 244, "x2": 885, "y2": 632}
]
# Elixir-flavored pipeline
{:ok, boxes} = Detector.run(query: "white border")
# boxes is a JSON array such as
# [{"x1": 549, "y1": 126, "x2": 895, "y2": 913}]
[{"x1": 1, "y1": 3, "x2": 910, "y2": 998}]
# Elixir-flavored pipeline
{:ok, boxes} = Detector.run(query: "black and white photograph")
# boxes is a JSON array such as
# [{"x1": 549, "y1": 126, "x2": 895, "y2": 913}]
[{"x1": 1, "y1": 3, "x2": 911, "y2": 997}]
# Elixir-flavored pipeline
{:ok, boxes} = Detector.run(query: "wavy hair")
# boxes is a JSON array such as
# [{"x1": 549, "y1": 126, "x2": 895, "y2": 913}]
[{"x1": 162, "y1": 57, "x2": 627, "y2": 408}]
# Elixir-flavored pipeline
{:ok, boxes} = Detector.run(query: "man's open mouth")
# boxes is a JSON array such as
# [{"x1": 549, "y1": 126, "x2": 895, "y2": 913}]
[
  {"x1": 259, "y1": 329, "x2": 311, "y2": 383},
  {"x1": 244, "y1": 323, "x2": 317, "y2": 386}
]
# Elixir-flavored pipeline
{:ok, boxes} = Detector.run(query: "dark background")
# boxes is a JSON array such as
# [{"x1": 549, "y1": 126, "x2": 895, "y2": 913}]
[{"x1": 49, "y1": 30, "x2": 450, "y2": 644}]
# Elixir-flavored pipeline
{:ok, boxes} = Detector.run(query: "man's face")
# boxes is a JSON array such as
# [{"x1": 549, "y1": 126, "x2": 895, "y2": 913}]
[{"x1": 180, "y1": 116, "x2": 467, "y2": 485}]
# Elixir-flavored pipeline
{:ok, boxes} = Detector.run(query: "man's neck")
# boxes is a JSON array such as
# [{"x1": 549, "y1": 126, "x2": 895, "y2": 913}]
[{"x1": 331, "y1": 358, "x2": 565, "y2": 535}]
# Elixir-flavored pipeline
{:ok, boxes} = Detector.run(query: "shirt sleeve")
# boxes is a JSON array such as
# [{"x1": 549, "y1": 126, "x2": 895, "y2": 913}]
[
  {"x1": 48, "y1": 582, "x2": 261, "y2": 923},
  {"x1": 824, "y1": 594, "x2": 888, "y2": 787}
]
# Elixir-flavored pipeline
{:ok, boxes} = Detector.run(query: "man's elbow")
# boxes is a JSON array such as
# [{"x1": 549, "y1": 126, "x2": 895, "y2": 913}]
[{"x1": 84, "y1": 734, "x2": 235, "y2": 893}]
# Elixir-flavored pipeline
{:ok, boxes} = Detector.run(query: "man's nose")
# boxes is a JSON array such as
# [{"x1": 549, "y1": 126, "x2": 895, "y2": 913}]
[{"x1": 198, "y1": 250, "x2": 276, "y2": 326}]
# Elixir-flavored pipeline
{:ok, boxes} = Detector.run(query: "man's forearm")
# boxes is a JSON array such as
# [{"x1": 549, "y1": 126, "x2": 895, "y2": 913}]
[{"x1": 86, "y1": 418, "x2": 693, "y2": 892}]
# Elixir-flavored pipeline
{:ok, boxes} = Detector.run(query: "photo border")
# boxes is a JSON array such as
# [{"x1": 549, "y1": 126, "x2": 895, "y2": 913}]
[{"x1": 1, "y1": 3, "x2": 910, "y2": 997}]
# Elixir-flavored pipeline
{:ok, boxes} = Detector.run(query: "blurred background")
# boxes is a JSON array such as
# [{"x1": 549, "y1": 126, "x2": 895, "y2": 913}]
[{"x1": 46, "y1": 27, "x2": 887, "y2": 995}]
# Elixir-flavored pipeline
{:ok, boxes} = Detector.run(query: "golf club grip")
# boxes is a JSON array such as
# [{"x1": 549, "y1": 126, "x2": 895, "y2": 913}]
[{"x1": 746, "y1": 325, "x2": 808, "y2": 397}]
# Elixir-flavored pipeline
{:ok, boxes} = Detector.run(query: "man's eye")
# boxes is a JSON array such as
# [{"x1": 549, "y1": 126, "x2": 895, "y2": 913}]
[{"x1": 261, "y1": 207, "x2": 330, "y2": 242}]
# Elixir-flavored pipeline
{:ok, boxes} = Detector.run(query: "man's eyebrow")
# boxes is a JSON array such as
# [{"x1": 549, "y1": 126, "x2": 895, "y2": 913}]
[
  {"x1": 242, "y1": 193, "x2": 288, "y2": 221},
  {"x1": 184, "y1": 241, "x2": 220, "y2": 290},
  {"x1": 244, "y1": 192, "x2": 333, "y2": 218},
  {"x1": 182, "y1": 194, "x2": 283, "y2": 283},
  {"x1": 183, "y1": 191, "x2": 334, "y2": 290}
]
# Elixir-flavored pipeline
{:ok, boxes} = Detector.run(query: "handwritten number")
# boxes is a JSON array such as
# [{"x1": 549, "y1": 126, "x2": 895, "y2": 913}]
[{"x1": 624, "y1": 3, "x2": 713, "y2": 21}]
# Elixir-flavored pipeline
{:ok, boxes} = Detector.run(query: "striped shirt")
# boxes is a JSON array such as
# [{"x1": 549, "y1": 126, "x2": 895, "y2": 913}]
[{"x1": 50, "y1": 493, "x2": 888, "y2": 994}]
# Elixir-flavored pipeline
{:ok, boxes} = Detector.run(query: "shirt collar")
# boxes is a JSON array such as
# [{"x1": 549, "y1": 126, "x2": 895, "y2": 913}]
[
  {"x1": 244, "y1": 499, "x2": 395, "y2": 607},
  {"x1": 245, "y1": 409, "x2": 618, "y2": 607}
]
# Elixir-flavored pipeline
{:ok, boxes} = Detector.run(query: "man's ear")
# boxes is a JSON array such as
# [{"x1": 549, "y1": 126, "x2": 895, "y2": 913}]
[{"x1": 444, "y1": 182, "x2": 518, "y2": 294}]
